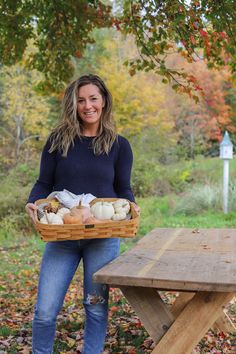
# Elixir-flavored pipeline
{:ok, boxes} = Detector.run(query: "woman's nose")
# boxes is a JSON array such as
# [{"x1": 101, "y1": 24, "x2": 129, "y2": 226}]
[{"x1": 84, "y1": 100, "x2": 92, "y2": 109}]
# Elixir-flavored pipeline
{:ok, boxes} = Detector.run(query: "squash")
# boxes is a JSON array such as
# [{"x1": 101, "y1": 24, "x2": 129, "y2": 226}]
[
  {"x1": 40, "y1": 212, "x2": 63, "y2": 225},
  {"x1": 84, "y1": 216, "x2": 105, "y2": 224},
  {"x1": 70, "y1": 202, "x2": 92, "y2": 222},
  {"x1": 40, "y1": 215, "x2": 49, "y2": 224},
  {"x1": 63, "y1": 213, "x2": 83, "y2": 224},
  {"x1": 112, "y1": 211, "x2": 127, "y2": 221},
  {"x1": 90, "y1": 201, "x2": 115, "y2": 220},
  {"x1": 113, "y1": 199, "x2": 130, "y2": 214},
  {"x1": 57, "y1": 207, "x2": 71, "y2": 218}
]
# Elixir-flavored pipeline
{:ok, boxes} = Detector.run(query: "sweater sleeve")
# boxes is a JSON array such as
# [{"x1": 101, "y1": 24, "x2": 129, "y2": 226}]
[
  {"x1": 114, "y1": 136, "x2": 135, "y2": 202},
  {"x1": 27, "y1": 139, "x2": 57, "y2": 203}
]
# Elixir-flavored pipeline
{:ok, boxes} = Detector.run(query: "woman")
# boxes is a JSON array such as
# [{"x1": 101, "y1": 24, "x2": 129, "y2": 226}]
[{"x1": 26, "y1": 74, "x2": 140, "y2": 354}]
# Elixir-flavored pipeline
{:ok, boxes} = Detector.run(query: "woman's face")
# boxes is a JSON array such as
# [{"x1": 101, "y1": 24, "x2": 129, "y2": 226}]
[{"x1": 77, "y1": 84, "x2": 105, "y2": 130}]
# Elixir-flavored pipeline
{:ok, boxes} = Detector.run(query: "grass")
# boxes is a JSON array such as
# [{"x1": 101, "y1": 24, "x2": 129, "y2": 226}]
[
  {"x1": 137, "y1": 196, "x2": 236, "y2": 233},
  {"x1": 1, "y1": 196, "x2": 236, "y2": 353}
]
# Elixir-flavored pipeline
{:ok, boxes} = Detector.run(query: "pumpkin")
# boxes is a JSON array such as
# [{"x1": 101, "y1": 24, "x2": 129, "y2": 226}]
[
  {"x1": 40, "y1": 212, "x2": 63, "y2": 225},
  {"x1": 84, "y1": 216, "x2": 104, "y2": 224},
  {"x1": 112, "y1": 211, "x2": 127, "y2": 221},
  {"x1": 90, "y1": 201, "x2": 115, "y2": 220},
  {"x1": 40, "y1": 215, "x2": 49, "y2": 224},
  {"x1": 113, "y1": 199, "x2": 130, "y2": 214},
  {"x1": 70, "y1": 202, "x2": 92, "y2": 222},
  {"x1": 63, "y1": 213, "x2": 83, "y2": 224},
  {"x1": 57, "y1": 207, "x2": 71, "y2": 218}
]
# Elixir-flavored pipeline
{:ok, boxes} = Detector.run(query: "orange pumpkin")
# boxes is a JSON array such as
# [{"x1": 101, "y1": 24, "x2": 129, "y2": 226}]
[
  {"x1": 84, "y1": 216, "x2": 103, "y2": 224},
  {"x1": 84, "y1": 216, "x2": 113, "y2": 224},
  {"x1": 70, "y1": 202, "x2": 92, "y2": 222},
  {"x1": 63, "y1": 213, "x2": 83, "y2": 224}
]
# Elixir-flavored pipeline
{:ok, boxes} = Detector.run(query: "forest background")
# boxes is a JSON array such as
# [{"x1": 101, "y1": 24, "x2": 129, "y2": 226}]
[
  {"x1": 1, "y1": 0, "x2": 236, "y2": 353},
  {"x1": 1, "y1": 2, "x2": 236, "y2": 240}
]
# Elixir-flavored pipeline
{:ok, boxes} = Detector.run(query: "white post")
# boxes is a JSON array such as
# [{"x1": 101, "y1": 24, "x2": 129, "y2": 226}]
[{"x1": 223, "y1": 159, "x2": 229, "y2": 214}]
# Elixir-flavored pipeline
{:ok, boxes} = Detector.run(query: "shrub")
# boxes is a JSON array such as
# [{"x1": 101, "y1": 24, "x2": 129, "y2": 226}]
[
  {"x1": 0, "y1": 162, "x2": 38, "y2": 219},
  {"x1": 173, "y1": 184, "x2": 222, "y2": 215},
  {"x1": 132, "y1": 158, "x2": 159, "y2": 197}
]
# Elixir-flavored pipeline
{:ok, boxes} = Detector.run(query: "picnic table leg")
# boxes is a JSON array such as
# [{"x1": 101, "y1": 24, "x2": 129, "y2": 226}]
[
  {"x1": 120, "y1": 286, "x2": 175, "y2": 343},
  {"x1": 152, "y1": 291, "x2": 234, "y2": 354},
  {"x1": 171, "y1": 291, "x2": 236, "y2": 333}
]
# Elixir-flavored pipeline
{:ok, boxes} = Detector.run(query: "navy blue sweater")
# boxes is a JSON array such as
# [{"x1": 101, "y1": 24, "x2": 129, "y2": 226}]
[{"x1": 28, "y1": 135, "x2": 135, "y2": 203}]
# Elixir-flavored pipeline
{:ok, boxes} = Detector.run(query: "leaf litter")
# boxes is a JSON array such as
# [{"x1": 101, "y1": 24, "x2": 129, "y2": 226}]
[{"x1": 1, "y1": 240, "x2": 236, "y2": 353}]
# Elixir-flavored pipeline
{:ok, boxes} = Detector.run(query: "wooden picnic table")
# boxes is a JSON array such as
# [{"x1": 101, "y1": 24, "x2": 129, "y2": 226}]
[{"x1": 93, "y1": 228, "x2": 236, "y2": 354}]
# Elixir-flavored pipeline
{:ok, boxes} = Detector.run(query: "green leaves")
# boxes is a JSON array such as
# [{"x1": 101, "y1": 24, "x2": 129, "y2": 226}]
[{"x1": 0, "y1": 0, "x2": 113, "y2": 92}]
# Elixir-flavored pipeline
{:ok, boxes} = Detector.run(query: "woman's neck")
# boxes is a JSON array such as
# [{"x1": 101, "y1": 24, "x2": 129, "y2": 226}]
[{"x1": 82, "y1": 127, "x2": 98, "y2": 137}]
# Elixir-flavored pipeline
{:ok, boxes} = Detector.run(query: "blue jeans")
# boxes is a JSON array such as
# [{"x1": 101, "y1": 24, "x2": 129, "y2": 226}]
[{"x1": 32, "y1": 238, "x2": 120, "y2": 354}]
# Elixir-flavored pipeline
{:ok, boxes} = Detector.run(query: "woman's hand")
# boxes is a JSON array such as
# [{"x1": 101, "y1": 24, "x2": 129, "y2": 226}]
[{"x1": 25, "y1": 203, "x2": 38, "y2": 224}]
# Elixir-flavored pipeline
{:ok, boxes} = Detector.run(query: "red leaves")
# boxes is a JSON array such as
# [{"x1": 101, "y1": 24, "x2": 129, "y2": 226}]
[
  {"x1": 112, "y1": 19, "x2": 122, "y2": 31},
  {"x1": 190, "y1": 35, "x2": 197, "y2": 45},
  {"x1": 200, "y1": 29, "x2": 208, "y2": 38},
  {"x1": 219, "y1": 31, "x2": 227, "y2": 40},
  {"x1": 2, "y1": 243, "x2": 236, "y2": 353},
  {"x1": 75, "y1": 50, "x2": 82, "y2": 58}
]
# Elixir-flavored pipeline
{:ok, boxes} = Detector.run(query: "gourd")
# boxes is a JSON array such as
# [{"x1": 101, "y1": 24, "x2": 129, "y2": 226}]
[
  {"x1": 63, "y1": 213, "x2": 83, "y2": 224},
  {"x1": 113, "y1": 199, "x2": 130, "y2": 214},
  {"x1": 84, "y1": 216, "x2": 103, "y2": 224},
  {"x1": 40, "y1": 213, "x2": 63, "y2": 225},
  {"x1": 40, "y1": 215, "x2": 49, "y2": 224},
  {"x1": 112, "y1": 211, "x2": 127, "y2": 221},
  {"x1": 90, "y1": 201, "x2": 115, "y2": 220},
  {"x1": 57, "y1": 207, "x2": 70, "y2": 218},
  {"x1": 70, "y1": 202, "x2": 92, "y2": 222}
]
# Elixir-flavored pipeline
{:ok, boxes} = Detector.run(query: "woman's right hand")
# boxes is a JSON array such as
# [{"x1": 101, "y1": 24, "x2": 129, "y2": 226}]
[{"x1": 25, "y1": 203, "x2": 38, "y2": 224}]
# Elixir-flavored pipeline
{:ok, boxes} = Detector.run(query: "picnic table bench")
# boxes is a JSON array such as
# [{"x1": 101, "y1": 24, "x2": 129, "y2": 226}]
[{"x1": 93, "y1": 228, "x2": 236, "y2": 354}]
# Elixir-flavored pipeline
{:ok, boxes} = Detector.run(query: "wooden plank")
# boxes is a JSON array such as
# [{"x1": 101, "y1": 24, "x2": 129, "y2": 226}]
[
  {"x1": 171, "y1": 292, "x2": 195, "y2": 317},
  {"x1": 171, "y1": 292, "x2": 236, "y2": 333},
  {"x1": 93, "y1": 228, "x2": 236, "y2": 292},
  {"x1": 152, "y1": 291, "x2": 234, "y2": 354},
  {"x1": 213, "y1": 310, "x2": 236, "y2": 333},
  {"x1": 120, "y1": 286, "x2": 174, "y2": 343}
]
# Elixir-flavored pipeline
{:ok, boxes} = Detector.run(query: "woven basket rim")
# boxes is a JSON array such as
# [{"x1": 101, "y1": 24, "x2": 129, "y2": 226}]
[{"x1": 35, "y1": 197, "x2": 138, "y2": 223}]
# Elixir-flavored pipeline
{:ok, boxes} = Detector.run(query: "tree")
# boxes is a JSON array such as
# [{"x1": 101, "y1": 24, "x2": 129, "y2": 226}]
[
  {"x1": 96, "y1": 33, "x2": 174, "y2": 140},
  {"x1": 0, "y1": 0, "x2": 113, "y2": 92},
  {"x1": 0, "y1": 0, "x2": 235, "y2": 95},
  {"x1": 121, "y1": 0, "x2": 236, "y2": 98},
  {"x1": 0, "y1": 64, "x2": 52, "y2": 164},
  {"x1": 166, "y1": 58, "x2": 235, "y2": 158}
]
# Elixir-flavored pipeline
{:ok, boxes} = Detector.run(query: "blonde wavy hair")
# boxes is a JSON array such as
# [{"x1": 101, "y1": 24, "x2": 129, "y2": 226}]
[{"x1": 49, "y1": 74, "x2": 117, "y2": 156}]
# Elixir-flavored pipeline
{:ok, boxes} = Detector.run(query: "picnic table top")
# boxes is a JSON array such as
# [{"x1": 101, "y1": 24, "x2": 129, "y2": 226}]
[{"x1": 93, "y1": 228, "x2": 236, "y2": 292}]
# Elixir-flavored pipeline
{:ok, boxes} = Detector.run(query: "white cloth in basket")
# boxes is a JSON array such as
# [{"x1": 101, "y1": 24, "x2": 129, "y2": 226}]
[{"x1": 47, "y1": 189, "x2": 96, "y2": 209}]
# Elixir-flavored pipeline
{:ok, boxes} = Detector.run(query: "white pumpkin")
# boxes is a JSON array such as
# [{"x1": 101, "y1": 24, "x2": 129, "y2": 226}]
[
  {"x1": 90, "y1": 201, "x2": 115, "y2": 220},
  {"x1": 57, "y1": 207, "x2": 71, "y2": 218},
  {"x1": 40, "y1": 212, "x2": 64, "y2": 225},
  {"x1": 40, "y1": 215, "x2": 49, "y2": 224},
  {"x1": 113, "y1": 199, "x2": 130, "y2": 214},
  {"x1": 112, "y1": 211, "x2": 127, "y2": 221}
]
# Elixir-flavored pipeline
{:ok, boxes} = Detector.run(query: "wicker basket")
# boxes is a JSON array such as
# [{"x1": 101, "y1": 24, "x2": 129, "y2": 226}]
[{"x1": 34, "y1": 198, "x2": 140, "y2": 241}]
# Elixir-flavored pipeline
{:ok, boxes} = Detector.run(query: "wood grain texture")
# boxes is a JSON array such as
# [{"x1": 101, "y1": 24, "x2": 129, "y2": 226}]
[
  {"x1": 152, "y1": 292, "x2": 234, "y2": 354},
  {"x1": 171, "y1": 292, "x2": 236, "y2": 333},
  {"x1": 120, "y1": 286, "x2": 174, "y2": 343},
  {"x1": 93, "y1": 228, "x2": 236, "y2": 292},
  {"x1": 171, "y1": 292, "x2": 195, "y2": 317}
]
